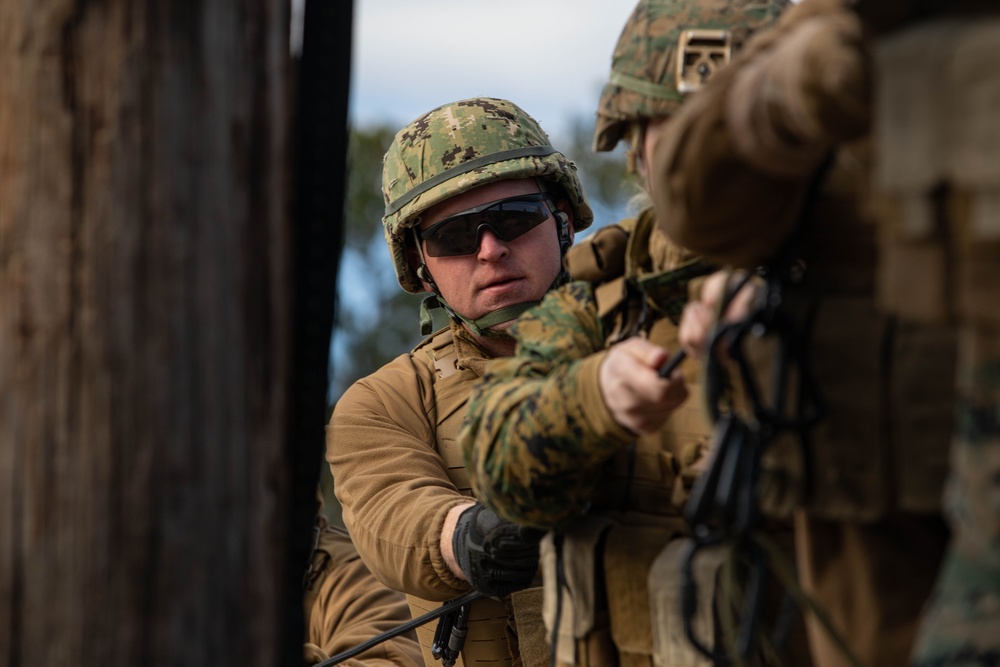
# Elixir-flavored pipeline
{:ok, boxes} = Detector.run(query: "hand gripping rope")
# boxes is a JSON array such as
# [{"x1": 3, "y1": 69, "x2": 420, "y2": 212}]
[{"x1": 680, "y1": 266, "x2": 824, "y2": 665}]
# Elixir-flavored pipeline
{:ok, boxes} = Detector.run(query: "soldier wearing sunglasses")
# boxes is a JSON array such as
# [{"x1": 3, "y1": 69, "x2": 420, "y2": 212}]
[{"x1": 326, "y1": 97, "x2": 594, "y2": 667}]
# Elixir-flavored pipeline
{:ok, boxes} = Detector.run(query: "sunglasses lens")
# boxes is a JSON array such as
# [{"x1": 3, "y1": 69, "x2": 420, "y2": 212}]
[
  {"x1": 422, "y1": 215, "x2": 483, "y2": 257},
  {"x1": 421, "y1": 198, "x2": 552, "y2": 257}
]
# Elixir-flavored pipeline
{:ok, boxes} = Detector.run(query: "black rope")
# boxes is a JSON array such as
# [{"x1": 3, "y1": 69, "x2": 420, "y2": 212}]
[
  {"x1": 679, "y1": 153, "x2": 836, "y2": 664},
  {"x1": 315, "y1": 591, "x2": 484, "y2": 667}
]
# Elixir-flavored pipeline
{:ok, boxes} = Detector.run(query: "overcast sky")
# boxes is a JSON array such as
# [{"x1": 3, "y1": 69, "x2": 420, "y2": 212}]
[{"x1": 348, "y1": 0, "x2": 639, "y2": 145}]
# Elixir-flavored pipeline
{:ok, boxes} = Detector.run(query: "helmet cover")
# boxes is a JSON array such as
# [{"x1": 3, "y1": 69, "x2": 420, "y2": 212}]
[
  {"x1": 594, "y1": 0, "x2": 788, "y2": 152},
  {"x1": 382, "y1": 97, "x2": 594, "y2": 293}
]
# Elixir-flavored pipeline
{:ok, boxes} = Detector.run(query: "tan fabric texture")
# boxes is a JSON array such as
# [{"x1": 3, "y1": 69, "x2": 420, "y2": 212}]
[
  {"x1": 304, "y1": 529, "x2": 423, "y2": 667},
  {"x1": 794, "y1": 512, "x2": 949, "y2": 667},
  {"x1": 649, "y1": 0, "x2": 954, "y2": 522},
  {"x1": 328, "y1": 324, "x2": 535, "y2": 667}
]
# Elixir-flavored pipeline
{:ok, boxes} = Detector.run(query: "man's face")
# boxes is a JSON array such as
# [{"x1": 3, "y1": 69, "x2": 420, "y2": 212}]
[
  {"x1": 637, "y1": 116, "x2": 670, "y2": 191},
  {"x1": 413, "y1": 178, "x2": 568, "y2": 330}
]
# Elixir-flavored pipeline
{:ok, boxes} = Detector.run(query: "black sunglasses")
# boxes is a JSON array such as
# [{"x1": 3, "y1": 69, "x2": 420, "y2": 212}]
[{"x1": 418, "y1": 192, "x2": 554, "y2": 257}]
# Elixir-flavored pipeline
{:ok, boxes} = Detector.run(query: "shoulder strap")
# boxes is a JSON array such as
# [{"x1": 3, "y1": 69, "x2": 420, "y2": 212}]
[
  {"x1": 565, "y1": 218, "x2": 636, "y2": 284},
  {"x1": 600, "y1": 210, "x2": 719, "y2": 340},
  {"x1": 412, "y1": 326, "x2": 461, "y2": 380}
]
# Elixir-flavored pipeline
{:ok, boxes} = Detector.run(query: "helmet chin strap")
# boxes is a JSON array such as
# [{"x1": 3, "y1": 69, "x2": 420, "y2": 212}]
[
  {"x1": 455, "y1": 302, "x2": 537, "y2": 338},
  {"x1": 417, "y1": 289, "x2": 537, "y2": 338}
]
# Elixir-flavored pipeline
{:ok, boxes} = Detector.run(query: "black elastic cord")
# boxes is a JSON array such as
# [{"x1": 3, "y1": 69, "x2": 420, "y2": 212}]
[
  {"x1": 315, "y1": 590, "x2": 484, "y2": 667},
  {"x1": 385, "y1": 146, "x2": 557, "y2": 217}
]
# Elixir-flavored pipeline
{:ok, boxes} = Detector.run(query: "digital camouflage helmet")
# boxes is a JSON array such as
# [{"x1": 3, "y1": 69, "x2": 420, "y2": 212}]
[
  {"x1": 382, "y1": 97, "x2": 594, "y2": 296},
  {"x1": 594, "y1": 0, "x2": 788, "y2": 152}
]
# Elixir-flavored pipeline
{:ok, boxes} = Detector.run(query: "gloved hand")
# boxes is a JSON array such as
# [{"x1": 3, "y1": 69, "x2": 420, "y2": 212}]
[
  {"x1": 766, "y1": 5, "x2": 871, "y2": 144},
  {"x1": 452, "y1": 503, "x2": 543, "y2": 597}
]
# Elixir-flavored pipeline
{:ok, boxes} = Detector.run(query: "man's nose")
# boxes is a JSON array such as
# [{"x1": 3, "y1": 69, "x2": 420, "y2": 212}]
[{"x1": 476, "y1": 226, "x2": 510, "y2": 261}]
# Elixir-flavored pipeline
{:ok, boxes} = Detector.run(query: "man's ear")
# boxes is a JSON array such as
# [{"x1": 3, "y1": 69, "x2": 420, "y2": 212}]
[{"x1": 405, "y1": 244, "x2": 433, "y2": 292}]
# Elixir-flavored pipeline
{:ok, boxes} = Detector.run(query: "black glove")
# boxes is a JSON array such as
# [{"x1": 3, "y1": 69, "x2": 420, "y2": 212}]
[{"x1": 452, "y1": 503, "x2": 543, "y2": 597}]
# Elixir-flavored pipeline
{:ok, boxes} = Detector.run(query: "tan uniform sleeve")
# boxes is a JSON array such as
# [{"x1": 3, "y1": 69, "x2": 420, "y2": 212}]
[
  {"x1": 327, "y1": 354, "x2": 471, "y2": 601},
  {"x1": 652, "y1": 0, "x2": 870, "y2": 268},
  {"x1": 652, "y1": 80, "x2": 808, "y2": 268}
]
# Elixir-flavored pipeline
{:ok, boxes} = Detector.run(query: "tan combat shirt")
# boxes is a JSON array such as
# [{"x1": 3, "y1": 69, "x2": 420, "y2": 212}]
[{"x1": 328, "y1": 322, "x2": 539, "y2": 667}]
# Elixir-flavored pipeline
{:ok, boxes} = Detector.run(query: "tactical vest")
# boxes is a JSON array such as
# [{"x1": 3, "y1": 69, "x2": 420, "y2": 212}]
[
  {"x1": 873, "y1": 18, "x2": 1000, "y2": 665},
  {"x1": 551, "y1": 212, "x2": 746, "y2": 667},
  {"x1": 408, "y1": 327, "x2": 548, "y2": 667},
  {"x1": 569, "y1": 211, "x2": 716, "y2": 520},
  {"x1": 552, "y1": 212, "x2": 823, "y2": 667}
]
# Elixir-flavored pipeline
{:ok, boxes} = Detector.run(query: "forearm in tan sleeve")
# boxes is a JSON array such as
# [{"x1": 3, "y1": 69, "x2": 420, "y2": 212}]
[
  {"x1": 308, "y1": 556, "x2": 424, "y2": 667},
  {"x1": 653, "y1": 81, "x2": 807, "y2": 268},
  {"x1": 327, "y1": 364, "x2": 472, "y2": 601},
  {"x1": 652, "y1": 0, "x2": 870, "y2": 269}
]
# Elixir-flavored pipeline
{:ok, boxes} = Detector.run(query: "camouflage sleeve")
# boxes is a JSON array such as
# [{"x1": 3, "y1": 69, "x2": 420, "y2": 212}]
[{"x1": 460, "y1": 281, "x2": 637, "y2": 529}]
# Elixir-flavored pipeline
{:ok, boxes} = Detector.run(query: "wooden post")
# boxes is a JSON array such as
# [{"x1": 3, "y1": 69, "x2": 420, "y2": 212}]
[{"x1": 0, "y1": 1, "x2": 332, "y2": 664}]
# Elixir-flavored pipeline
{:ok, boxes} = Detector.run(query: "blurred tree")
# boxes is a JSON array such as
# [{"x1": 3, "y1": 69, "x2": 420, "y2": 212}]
[
  {"x1": 564, "y1": 116, "x2": 638, "y2": 226},
  {"x1": 327, "y1": 126, "x2": 434, "y2": 406}
]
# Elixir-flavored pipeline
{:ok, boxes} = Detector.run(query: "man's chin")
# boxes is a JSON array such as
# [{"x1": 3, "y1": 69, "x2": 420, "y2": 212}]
[{"x1": 488, "y1": 320, "x2": 515, "y2": 332}]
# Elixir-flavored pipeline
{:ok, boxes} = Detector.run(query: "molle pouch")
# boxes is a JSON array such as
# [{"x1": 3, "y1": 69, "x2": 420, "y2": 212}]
[
  {"x1": 408, "y1": 594, "x2": 514, "y2": 667},
  {"x1": 648, "y1": 538, "x2": 722, "y2": 667},
  {"x1": 542, "y1": 517, "x2": 618, "y2": 667},
  {"x1": 604, "y1": 521, "x2": 687, "y2": 667},
  {"x1": 757, "y1": 432, "x2": 806, "y2": 519},
  {"x1": 510, "y1": 587, "x2": 549, "y2": 667},
  {"x1": 650, "y1": 535, "x2": 813, "y2": 667},
  {"x1": 752, "y1": 293, "x2": 955, "y2": 520},
  {"x1": 872, "y1": 19, "x2": 954, "y2": 325},
  {"x1": 955, "y1": 194, "x2": 1000, "y2": 328},
  {"x1": 787, "y1": 295, "x2": 888, "y2": 520},
  {"x1": 566, "y1": 223, "x2": 632, "y2": 284},
  {"x1": 874, "y1": 193, "x2": 952, "y2": 324},
  {"x1": 722, "y1": 312, "x2": 812, "y2": 521}
]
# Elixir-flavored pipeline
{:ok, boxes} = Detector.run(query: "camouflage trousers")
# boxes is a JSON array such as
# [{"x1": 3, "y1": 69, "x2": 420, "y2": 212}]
[{"x1": 911, "y1": 324, "x2": 1000, "y2": 667}]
